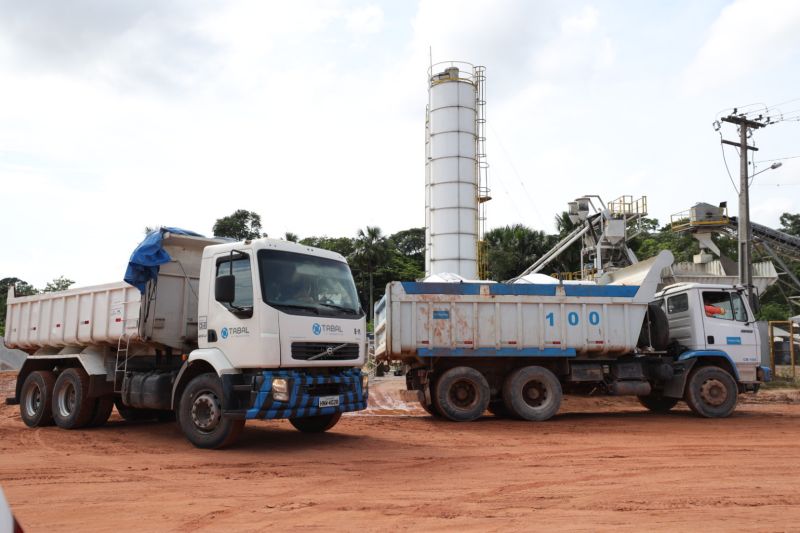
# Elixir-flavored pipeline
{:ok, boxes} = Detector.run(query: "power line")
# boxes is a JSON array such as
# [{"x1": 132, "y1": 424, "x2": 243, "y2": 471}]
[
  {"x1": 719, "y1": 134, "x2": 738, "y2": 193},
  {"x1": 756, "y1": 154, "x2": 800, "y2": 163}
]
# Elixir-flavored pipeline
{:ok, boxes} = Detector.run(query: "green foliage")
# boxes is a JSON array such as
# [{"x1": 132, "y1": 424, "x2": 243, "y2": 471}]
[
  {"x1": 284, "y1": 232, "x2": 299, "y2": 243},
  {"x1": 484, "y1": 224, "x2": 554, "y2": 281},
  {"x1": 212, "y1": 209, "x2": 265, "y2": 240},
  {"x1": 43, "y1": 276, "x2": 75, "y2": 293},
  {"x1": 756, "y1": 302, "x2": 792, "y2": 321},
  {"x1": 300, "y1": 236, "x2": 356, "y2": 258},
  {"x1": 0, "y1": 277, "x2": 37, "y2": 336},
  {"x1": 780, "y1": 212, "x2": 800, "y2": 236}
]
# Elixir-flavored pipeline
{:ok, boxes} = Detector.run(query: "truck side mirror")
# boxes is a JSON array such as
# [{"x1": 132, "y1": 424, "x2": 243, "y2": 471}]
[{"x1": 215, "y1": 275, "x2": 235, "y2": 303}]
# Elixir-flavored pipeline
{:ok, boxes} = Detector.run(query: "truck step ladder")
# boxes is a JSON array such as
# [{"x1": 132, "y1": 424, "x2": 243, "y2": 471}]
[{"x1": 114, "y1": 334, "x2": 131, "y2": 393}]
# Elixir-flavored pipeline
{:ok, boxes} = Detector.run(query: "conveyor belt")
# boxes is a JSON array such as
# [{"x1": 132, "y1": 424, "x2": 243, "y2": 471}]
[{"x1": 728, "y1": 217, "x2": 800, "y2": 261}]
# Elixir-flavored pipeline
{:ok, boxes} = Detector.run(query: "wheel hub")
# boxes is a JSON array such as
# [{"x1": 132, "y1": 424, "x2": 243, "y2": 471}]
[
  {"x1": 700, "y1": 379, "x2": 728, "y2": 407},
  {"x1": 57, "y1": 383, "x2": 77, "y2": 418},
  {"x1": 522, "y1": 381, "x2": 547, "y2": 408},
  {"x1": 25, "y1": 384, "x2": 42, "y2": 417},
  {"x1": 191, "y1": 391, "x2": 221, "y2": 432},
  {"x1": 449, "y1": 379, "x2": 478, "y2": 409}
]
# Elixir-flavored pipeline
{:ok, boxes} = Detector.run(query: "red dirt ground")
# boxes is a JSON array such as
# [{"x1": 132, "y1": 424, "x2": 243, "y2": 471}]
[{"x1": 2, "y1": 371, "x2": 800, "y2": 532}]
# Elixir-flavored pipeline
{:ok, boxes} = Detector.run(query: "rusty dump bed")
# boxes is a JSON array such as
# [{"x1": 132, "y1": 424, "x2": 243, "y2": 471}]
[
  {"x1": 4, "y1": 233, "x2": 220, "y2": 353},
  {"x1": 374, "y1": 251, "x2": 673, "y2": 363}
]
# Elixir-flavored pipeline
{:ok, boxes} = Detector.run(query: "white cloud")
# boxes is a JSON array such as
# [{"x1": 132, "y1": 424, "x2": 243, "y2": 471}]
[
  {"x1": 682, "y1": 0, "x2": 800, "y2": 94},
  {"x1": 346, "y1": 5, "x2": 384, "y2": 34}
]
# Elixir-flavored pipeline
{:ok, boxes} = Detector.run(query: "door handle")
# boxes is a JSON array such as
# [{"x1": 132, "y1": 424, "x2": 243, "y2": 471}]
[
  {"x1": 207, "y1": 329, "x2": 218, "y2": 342},
  {"x1": 740, "y1": 329, "x2": 753, "y2": 333}
]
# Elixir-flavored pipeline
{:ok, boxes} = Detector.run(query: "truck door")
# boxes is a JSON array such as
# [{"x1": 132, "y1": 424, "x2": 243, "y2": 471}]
[
  {"x1": 208, "y1": 251, "x2": 261, "y2": 367},
  {"x1": 700, "y1": 290, "x2": 759, "y2": 380}
]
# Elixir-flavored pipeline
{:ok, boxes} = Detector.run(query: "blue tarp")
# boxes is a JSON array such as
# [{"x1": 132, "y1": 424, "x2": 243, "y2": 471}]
[{"x1": 124, "y1": 227, "x2": 204, "y2": 293}]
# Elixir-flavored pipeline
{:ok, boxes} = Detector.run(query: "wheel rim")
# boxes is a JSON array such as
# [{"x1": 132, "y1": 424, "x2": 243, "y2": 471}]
[
  {"x1": 57, "y1": 382, "x2": 77, "y2": 418},
  {"x1": 24, "y1": 383, "x2": 42, "y2": 418},
  {"x1": 191, "y1": 390, "x2": 221, "y2": 432},
  {"x1": 448, "y1": 379, "x2": 478, "y2": 410},
  {"x1": 700, "y1": 378, "x2": 728, "y2": 407},
  {"x1": 522, "y1": 380, "x2": 548, "y2": 408}
]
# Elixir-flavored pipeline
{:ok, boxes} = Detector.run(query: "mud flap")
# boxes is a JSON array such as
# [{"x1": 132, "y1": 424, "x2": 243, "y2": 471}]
[{"x1": 661, "y1": 359, "x2": 697, "y2": 399}]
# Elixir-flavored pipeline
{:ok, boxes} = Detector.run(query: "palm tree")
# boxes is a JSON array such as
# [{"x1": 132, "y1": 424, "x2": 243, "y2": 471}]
[
  {"x1": 284, "y1": 232, "x2": 299, "y2": 242},
  {"x1": 352, "y1": 226, "x2": 388, "y2": 321}
]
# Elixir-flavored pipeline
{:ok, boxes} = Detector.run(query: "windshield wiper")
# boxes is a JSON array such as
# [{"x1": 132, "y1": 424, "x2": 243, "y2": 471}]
[
  {"x1": 269, "y1": 302, "x2": 319, "y2": 314},
  {"x1": 317, "y1": 303, "x2": 359, "y2": 315}
]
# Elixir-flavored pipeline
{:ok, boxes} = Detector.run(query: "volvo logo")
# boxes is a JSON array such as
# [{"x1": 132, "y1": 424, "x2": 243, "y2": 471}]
[{"x1": 312, "y1": 323, "x2": 322, "y2": 335}]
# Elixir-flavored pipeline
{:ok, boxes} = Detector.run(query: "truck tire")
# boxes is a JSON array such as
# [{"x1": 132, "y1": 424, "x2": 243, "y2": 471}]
[
  {"x1": 637, "y1": 393, "x2": 679, "y2": 413},
  {"x1": 433, "y1": 366, "x2": 490, "y2": 422},
  {"x1": 87, "y1": 395, "x2": 115, "y2": 427},
  {"x1": 487, "y1": 400, "x2": 514, "y2": 418},
  {"x1": 684, "y1": 366, "x2": 738, "y2": 418},
  {"x1": 52, "y1": 368, "x2": 95, "y2": 429},
  {"x1": 179, "y1": 373, "x2": 245, "y2": 449},
  {"x1": 19, "y1": 370, "x2": 56, "y2": 428},
  {"x1": 289, "y1": 413, "x2": 342, "y2": 433},
  {"x1": 502, "y1": 366, "x2": 562, "y2": 421},
  {"x1": 416, "y1": 382, "x2": 444, "y2": 418}
]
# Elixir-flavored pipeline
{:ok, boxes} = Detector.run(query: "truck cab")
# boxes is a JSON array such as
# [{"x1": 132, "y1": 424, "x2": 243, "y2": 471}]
[{"x1": 654, "y1": 283, "x2": 766, "y2": 385}]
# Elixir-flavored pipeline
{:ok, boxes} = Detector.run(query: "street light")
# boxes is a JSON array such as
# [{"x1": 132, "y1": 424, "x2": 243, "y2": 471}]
[{"x1": 750, "y1": 162, "x2": 783, "y2": 183}]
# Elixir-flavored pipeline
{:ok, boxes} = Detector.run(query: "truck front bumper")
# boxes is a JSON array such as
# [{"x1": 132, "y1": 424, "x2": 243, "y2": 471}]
[{"x1": 222, "y1": 368, "x2": 368, "y2": 420}]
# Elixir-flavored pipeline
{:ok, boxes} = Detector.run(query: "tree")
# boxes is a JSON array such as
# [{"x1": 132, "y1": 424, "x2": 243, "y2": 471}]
[
  {"x1": 212, "y1": 210, "x2": 265, "y2": 240},
  {"x1": 484, "y1": 224, "x2": 554, "y2": 281},
  {"x1": 779, "y1": 212, "x2": 800, "y2": 236},
  {"x1": 0, "y1": 277, "x2": 37, "y2": 337},
  {"x1": 351, "y1": 226, "x2": 389, "y2": 321},
  {"x1": 284, "y1": 232, "x2": 299, "y2": 243},
  {"x1": 43, "y1": 276, "x2": 75, "y2": 293}
]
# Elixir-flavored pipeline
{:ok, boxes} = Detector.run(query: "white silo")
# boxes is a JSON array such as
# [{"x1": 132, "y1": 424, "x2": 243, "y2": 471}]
[{"x1": 425, "y1": 62, "x2": 488, "y2": 279}]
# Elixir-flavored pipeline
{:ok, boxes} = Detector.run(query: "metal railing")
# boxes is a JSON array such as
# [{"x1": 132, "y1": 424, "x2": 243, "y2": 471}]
[{"x1": 768, "y1": 320, "x2": 797, "y2": 379}]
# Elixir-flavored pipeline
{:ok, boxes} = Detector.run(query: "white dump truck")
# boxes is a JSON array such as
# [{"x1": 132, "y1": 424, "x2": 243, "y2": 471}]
[
  {"x1": 374, "y1": 250, "x2": 771, "y2": 421},
  {"x1": 5, "y1": 229, "x2": 368, "y2": 448}
]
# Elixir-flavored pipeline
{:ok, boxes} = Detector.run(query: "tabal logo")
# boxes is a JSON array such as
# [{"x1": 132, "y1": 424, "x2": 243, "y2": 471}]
[
  {"x1": 221, "y1": 327, "x2": 229, "y2": 339},
  {"x1": 312, "y1": 323, "x2": 322, "y2": 336}
]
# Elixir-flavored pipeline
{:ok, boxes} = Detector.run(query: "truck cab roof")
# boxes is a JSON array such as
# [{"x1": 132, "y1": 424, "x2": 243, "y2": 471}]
[
  {"x1": 656, "y1": 282, "x2": 745, "y2": 298},
  {"x1": 204, "y1": 237, "x2": 348, "y2": 264}
]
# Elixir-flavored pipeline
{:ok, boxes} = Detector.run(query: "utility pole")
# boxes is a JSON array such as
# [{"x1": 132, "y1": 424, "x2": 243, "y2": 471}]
[{"x1": 720, "y1": 114, "x2": 765, "y2": 310}]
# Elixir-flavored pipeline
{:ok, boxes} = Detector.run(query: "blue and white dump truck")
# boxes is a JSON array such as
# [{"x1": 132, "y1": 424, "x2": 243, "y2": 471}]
[
  {"x1": 374, "y1": 250, "x2": 771, "y2": 421},
  {"x1": 4, "y1": 230, "x2": 368, "y2": 448}
]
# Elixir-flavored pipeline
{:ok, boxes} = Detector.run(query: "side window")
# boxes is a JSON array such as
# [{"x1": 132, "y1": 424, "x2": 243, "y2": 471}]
[
  {"x1": 216, "y1": 254, "x2": 254, "y2": 312},
  {"x1": 702, "y1": 291, "x2": 732, "y2": 320},
  {"x1": 667, "y1": 293, "x2": 688, "y2": 314},
  {"x1": 730, "y1": 292, "x2": 749, "y2": 322}
]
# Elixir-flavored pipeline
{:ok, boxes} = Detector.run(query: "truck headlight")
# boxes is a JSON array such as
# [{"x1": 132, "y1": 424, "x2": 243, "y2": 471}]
[
  {"x1": 361, "y1": 373, "x2": 369, "y2": 393},
  {"x1": 272, "y1": 378, "x2": 289, "y2": 402}
]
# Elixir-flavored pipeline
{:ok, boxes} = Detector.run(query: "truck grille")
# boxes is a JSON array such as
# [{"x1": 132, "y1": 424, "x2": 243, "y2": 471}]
[{"x1": 291, "y1": 342, "x2": 360, "y2": 361}]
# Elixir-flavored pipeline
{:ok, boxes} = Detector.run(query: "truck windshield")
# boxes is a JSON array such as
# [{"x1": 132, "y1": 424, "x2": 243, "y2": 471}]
[{"x1": 257, "y1": 249, "x2": 362, "y2": 318}]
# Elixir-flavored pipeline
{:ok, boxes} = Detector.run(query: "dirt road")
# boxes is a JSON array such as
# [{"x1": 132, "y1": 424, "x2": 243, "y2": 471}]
[{"x1": 2, "y1": 371, "x2": 800, "y2": 532}]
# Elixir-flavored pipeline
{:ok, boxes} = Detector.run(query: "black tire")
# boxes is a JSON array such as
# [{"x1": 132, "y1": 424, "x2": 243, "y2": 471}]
[
  {"x1": 684, "y1": 366, "x2": 738, "y2": 418},
  {"x1": 416, "y1": 389, "x2": 444, "y2": 418},
  {"x1": 433, "y1": 366, "x2": 490, "y2": 422},
  {"x1": 178, "y1": 373, "x2": 245, "y2": 449},
  {"x1": 487, "y1": 400, "x2": 514, "y2": 418},
  {"x1": 19, "y1": 370, "x2": 56, "y2": 428},
  {"x1": 289, "y1": 413, "x2": 342, "y2": 433},
  {"x1": 52, "y1": 368, "x2": 95, "y2": 429},
  {"x1": 502, "y1": 366, "x2": 562, "y2": 421},
  {"x1": 638, "y1": 303, "x2": 670, "y2": 351},
  {"x1": 87, "y1": 395, "x2": 115, "y2": 427},
  {"x1": 637, "y1": 393, "x2": 680, "y2": 413}
]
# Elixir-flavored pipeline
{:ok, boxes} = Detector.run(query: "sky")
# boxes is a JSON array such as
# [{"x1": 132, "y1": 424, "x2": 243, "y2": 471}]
[{"x1": 1, "y1": 0, "x2": 799, "y2": 288}]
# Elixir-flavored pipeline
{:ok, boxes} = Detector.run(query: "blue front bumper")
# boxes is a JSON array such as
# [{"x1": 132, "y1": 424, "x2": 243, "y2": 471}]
[
  {"x1": 223, "y1": 368, "x2": 367, "y2": 420},
  {"x1": 758, "y1": 365, "x2": 772, "y2": 383}
]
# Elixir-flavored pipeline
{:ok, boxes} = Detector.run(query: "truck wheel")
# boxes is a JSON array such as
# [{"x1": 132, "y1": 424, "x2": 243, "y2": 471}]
[
  {"x1": 684, "y1": 366, "x2": 738, "y2": 418},
  {"x1": 52, "y1": 368, "x2": 95, "y2": 429},
  {"x1": 179, "y1": 373, "x2": 245, "y2": 449},
  {"x1": 433, "y1": 366, "x2": 490, "y2": 422},
  {"x1": 87, "y1": 395, "x2": 115, "y2": 427},
  {"x1": 502, "y1": 366, "x2": 562, "y2": 421},
  {"x1": 487, "y1": 400, "x2": 514, "y2": 418},
  {"x1": 289, "y1": 413, "x2": 341, "y2": 433},
  {"x1": 637, "y1": 393, "x2": 679, "y2": 413},
  {"x1": 19, "y1": 370, "x2": 56, "y2": 428}
]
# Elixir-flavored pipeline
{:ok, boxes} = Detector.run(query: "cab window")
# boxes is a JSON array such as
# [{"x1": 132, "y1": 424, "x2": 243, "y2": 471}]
[
  {"x1": 216, "y1": 254, "x2": 254, "y2": 313},
  {"x1": 667, "y1": 293, "x2": 688, "y2": 314},
  {"x1": 702, "y1": 291, "x2": 734, "y2": 321},
  {"x1": 730, "y1": 292, "x2": 749, "y2": 322}
]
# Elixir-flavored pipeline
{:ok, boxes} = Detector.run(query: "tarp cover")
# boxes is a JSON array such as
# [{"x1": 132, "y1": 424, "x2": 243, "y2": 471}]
[{"x1": 124, "y1": 227, "x2": 204, "y2": 293}]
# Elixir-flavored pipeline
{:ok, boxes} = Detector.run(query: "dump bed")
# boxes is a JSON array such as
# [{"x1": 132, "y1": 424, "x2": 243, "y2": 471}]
[
  {"x1": 374, "y1": 251, "x2": 673, "y2": 362},
  {"x1": 4, "y1": 233, "x2": 218, "y2": 352}
]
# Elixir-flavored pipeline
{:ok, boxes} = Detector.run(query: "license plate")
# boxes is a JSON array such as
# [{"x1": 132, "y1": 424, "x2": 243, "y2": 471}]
[{"x1": 318, "y1": 395, "x2": 340, "y2": 408}]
